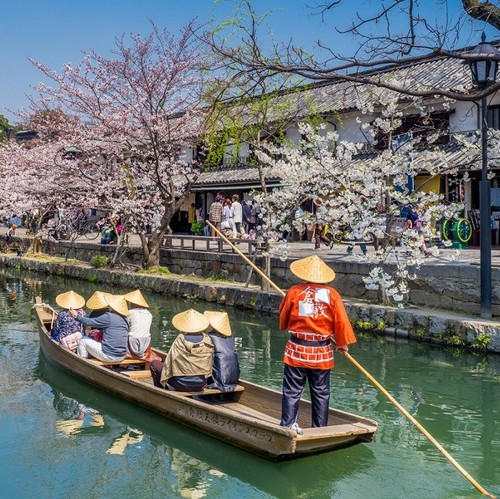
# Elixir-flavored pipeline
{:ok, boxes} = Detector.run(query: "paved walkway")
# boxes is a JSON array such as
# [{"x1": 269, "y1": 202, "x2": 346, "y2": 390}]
[{"x1": 8, "y1": 227, "x2": 500, "y2": 268}]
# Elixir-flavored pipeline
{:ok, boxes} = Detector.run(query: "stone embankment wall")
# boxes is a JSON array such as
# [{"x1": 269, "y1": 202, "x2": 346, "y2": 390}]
[
  {"x1": 1, "y1": 254, "x2": 499, "y2": 354},
  {"x1": 31, "y1": 238, "x2": 500, "y2": 316}
]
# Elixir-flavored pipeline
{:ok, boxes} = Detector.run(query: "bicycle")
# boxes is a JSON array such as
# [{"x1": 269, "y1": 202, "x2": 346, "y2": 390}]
[{"x1": 80, "y1": 220, "x2": 102, "y2": 240}]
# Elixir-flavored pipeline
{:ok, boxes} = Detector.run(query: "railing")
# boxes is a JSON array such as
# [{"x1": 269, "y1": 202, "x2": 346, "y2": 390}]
[{"x1": 162, "y1": 234, "x2": 262, "y2": 254}]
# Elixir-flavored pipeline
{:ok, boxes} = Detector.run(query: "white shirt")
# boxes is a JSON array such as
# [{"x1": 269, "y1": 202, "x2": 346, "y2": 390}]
[
  {"x1": 127, "y1": 308, "x2": 152, "y2": 339},
  {"x1": 232, "y1": 201, "x2": 242, "y2": 223},
  {"x1": 127, "y1": 308, "x2": 153, "y2": 358}
]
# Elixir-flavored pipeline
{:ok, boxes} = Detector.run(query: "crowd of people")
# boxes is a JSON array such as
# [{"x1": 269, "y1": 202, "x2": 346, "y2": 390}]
[{"x1": 207, "y1": 194, "x2": 260, "y2": 239}]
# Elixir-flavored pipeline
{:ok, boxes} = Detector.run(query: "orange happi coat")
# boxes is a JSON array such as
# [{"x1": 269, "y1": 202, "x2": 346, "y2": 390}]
[{"x1": 279, "y1": 283, "x2": 356, "y2": 370}]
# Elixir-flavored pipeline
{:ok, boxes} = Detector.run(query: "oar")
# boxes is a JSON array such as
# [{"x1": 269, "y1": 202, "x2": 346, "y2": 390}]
[{"x1": 207, "y1": 220, "x2": 496, "y2": 498}]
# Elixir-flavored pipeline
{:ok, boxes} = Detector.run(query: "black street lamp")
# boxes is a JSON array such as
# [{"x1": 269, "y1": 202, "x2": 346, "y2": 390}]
[{"x1": 468, "y1": 34, "x2": 500, "y2": 318}]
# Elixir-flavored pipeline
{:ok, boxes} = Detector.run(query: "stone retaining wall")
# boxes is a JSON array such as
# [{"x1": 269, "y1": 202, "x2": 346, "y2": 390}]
[
  {"x1": 27, "y1": 237, "x2": 500, "y2": 317},
  {"x1": 1, "y1": 254, "x2": 499, "y2": 354}
]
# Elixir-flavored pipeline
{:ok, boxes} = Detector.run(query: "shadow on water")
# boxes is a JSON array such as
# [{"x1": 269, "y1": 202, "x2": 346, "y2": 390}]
[{"x1": 36, "y1": 353, "x2": 376, "y2": 498}]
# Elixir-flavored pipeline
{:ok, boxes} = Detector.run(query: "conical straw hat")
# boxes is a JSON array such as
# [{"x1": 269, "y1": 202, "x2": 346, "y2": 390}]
[
  {"x1": 172, "y1": 309, "x2": 209, "y2": 333},
  {"x1": 204, "y1": 311, "x2": 232, "y2": 337},
  {"x1": 105, "y1": 295, "x2": 129, "y2": 317},
  {"x1": 86, "y1": 291, "x2": 112, "y2": 310},
  {"x1": 56, "y1": 290, "x2": 85, "y2": 310},
  {"x1": 124, "y1": 289, "x2": 149, "y2": 308},
  {"x1": 290, "y1": 255, "x2": 336, "y2": 284}
]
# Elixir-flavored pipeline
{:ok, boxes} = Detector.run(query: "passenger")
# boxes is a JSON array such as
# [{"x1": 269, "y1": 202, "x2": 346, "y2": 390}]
[
  {"x1": 279, "y1": 255, "x2": 357, "y2": 432},
  {"x1": 85, "y1": 290, "x2": 113, "y2": 342},
  {"x1": 70, "y1": 294, "x2": 129, "y2": 362},
  {"x1": 149, "y1": 309, "x2": 214, "y2": 392},
  {"x1": 51, "y1": 290, "x2": 86, "y2": 350},
  {"x1": 6, "y1": 224, "x2": 16, "y2": 243},
  {"x1": 204, "y1": 311, "x2": 240, "y2": 392},
  {"x1": 124, "y1": 289, "x2": 152, "y2": 359}
]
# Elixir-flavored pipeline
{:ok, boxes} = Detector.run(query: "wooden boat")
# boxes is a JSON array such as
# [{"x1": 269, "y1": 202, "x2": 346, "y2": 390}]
[{"x1": 34, "y1": 298, "x2": 378, "y2": 460}]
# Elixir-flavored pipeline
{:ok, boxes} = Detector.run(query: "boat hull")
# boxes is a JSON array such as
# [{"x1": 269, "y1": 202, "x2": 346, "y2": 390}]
[{"x1": 35, "y1": 303, "x2": 377, "y2": 459}]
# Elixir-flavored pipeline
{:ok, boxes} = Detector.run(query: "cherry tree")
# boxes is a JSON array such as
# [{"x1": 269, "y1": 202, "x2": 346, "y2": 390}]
[
  {"x1": 5, "y1": 22, "x2": 213, "y2": 268},
  {"x1": 247, "y1": 87, "x2": 487, "y2": 305}
]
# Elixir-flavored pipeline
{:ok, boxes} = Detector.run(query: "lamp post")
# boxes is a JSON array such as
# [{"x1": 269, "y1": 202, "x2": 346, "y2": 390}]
[{"x1": 468, "y1": 34, "x2": 500, "y2": 318}]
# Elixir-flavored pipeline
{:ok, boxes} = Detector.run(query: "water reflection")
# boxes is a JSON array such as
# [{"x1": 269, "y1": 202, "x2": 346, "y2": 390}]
[
  {"x1": 1, "y1": 267, "x2": 499, "y2": 497},
  {"x1": 53, "y1": 390, "x2": 105, "y2": 436},
  {"x1": 36, "y1": 355, "x2": 376, "y2": 498}
]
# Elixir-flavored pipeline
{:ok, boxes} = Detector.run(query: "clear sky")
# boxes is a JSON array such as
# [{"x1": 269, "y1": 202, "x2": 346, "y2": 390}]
[{"x1": 1, "y1": 0, "x2": 498, "y2": 123}]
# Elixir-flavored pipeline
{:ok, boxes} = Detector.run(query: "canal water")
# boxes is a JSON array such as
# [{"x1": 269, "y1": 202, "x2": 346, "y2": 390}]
[{"x1": 0, "y1": 267, "x2": 498, "y2": 499}]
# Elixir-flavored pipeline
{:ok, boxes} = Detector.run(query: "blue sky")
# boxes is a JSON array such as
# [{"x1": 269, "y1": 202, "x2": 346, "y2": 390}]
[{"x1": 1, "y1": 0, "x2": 498, "y2": 123}]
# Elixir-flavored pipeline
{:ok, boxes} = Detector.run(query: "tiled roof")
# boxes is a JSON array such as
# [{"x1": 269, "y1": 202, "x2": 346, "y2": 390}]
[
  {"x1": 258, "y1": 56, "x2": 474, "y2": 123},
  {"x1": 194, "y1": 165, "x2": 282, "y2": 189},
  {"x1": 194, "y1": 134, "x2": 483, "y2": 190}
]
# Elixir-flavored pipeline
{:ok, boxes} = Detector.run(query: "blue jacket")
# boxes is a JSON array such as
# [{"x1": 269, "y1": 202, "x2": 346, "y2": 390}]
[{"x1": 76, "y1": 311, "x2": 129, "y2": 358}]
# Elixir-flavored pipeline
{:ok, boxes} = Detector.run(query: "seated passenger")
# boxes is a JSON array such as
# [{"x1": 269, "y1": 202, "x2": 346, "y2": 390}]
[
  {"x1": 70, "y1": 294, "x2": 129, "y2": 362},
  {"x1": 85, "y1": 290, "x2": 113, "y2": 342},
  {"x1": 204, "y1": 311, "x2": 240, "y2": 392},
  {"x1": 51, "y1": 290, "x2": 86, "y2": 350},
  {"x1": 124, "y1": 289, "x2": 152, "y2": 359},
  {"x1": 149, "y1": 309, "x2": 214, "y2": 392}
]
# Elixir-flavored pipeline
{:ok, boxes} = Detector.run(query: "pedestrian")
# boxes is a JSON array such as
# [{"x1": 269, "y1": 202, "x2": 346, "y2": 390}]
[
  {"x1": 250, "y1": 200, "x2": 261, "y2": 231},
  {"x1": 188, "y1": 203, "x2": 196, "y2": 234},
  {"x1": 208, "y1": 196, "x2": 223, "y2": 237},
  {"x1": 242, "y1": 200, "x2": 251, "y2": 233},
  {"x1": 278, "y1": 255, "x2": 357, "y2": 432},
  {"x1": 231, "y1": 194, "x2": 243, "y2": 235},
  {"x1": 6, "y1": 224, "x2": 16, "y2": 243},
  {"x1": 222, "y1": 198, "x2": 237, "y2": 238},
  {"x1": 406, "y1": 205, "x2": 431, "y2": 257},
  {"x1": 346, "y1": 196, "x2": 368, "y2": 255},
  {"x1": 313, "y1": 221, "x2": 332, "y2": 250}
]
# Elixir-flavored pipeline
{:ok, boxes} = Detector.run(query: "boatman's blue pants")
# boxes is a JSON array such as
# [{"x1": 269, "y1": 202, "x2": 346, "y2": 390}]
[{"x1": 280, "y1": 365, "x2": 331, "y2": 428}]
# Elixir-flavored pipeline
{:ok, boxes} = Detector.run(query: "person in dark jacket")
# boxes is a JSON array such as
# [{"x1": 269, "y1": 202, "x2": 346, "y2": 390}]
[
  {"x1": 204, "y1": 311, "x2": 240, "y2": 392},
  {"x1": 70, "y1": 294, "x2": 129, "y2": 362}
]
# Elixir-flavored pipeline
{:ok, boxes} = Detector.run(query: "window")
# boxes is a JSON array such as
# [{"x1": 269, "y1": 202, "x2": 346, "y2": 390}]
[
  {"x1": 487, "y1": 106, "x2": 500, "y2": 129},
  {"x1": 373, "y1": 112, "x2": 450, "y2": 151}
]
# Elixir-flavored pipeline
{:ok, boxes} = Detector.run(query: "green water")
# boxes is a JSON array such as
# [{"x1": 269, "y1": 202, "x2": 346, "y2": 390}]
[{"x1": 0, "y1": 267, "x2": 499, "y2": 499}]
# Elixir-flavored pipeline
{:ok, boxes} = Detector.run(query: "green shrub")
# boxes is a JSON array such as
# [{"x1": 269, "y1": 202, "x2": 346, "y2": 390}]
[
  {"x1": 90, "y1": 254, "x2": 108, "y2": 268},
  {"x1": 191, "y1": 221, "x2": 204, "y2": 235},
  {"x1": 473, "y1": 333, "x2": 491, "y2": 350}
]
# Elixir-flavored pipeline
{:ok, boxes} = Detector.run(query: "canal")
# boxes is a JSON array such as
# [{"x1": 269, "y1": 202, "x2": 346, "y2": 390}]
[{"x1": 0, "y1": 267, "x2": 499, "y2": 498}]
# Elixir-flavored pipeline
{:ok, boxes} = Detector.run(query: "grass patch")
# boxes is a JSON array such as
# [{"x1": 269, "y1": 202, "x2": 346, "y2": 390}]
[{"x1": 137, "y1": 266, "x2": 171, "y2": 275}]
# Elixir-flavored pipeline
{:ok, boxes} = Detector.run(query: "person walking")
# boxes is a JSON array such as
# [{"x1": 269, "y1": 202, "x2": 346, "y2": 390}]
[
  {"x1": 242, "y1": 200, "x2": 251, "y2": 233},
  {"x1": 5, "y1": 224, "x2": 16, "y2": 243},
  {"x1": 222, "y1": 198, "x2": 237, "y2": 238},
  {"x1": 208, "y1": 196, "x2": 223, "y2": 237},
  {"x1": 278, "y1": 255, "x2": 357, "y2": 432},
  {"x1": 231, "y1": 194, "x2": 243, "y2": 236}
]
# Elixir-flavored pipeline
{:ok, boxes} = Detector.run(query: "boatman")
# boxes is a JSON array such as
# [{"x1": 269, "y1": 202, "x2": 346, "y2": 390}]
[{"x1": 279, "y1": 255, "x2": 357, "y2": 432}]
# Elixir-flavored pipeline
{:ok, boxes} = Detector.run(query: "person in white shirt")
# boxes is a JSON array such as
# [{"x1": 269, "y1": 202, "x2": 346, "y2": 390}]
[
  {"x1": 231, "y1": 194, "x2": 243, "y2": 236},
  {"x1": 223, "y1": 198, "x2": 238, "y2": 238},
  {"x1": 124, "y1": 289, "x2": 152, "y2": 359}
]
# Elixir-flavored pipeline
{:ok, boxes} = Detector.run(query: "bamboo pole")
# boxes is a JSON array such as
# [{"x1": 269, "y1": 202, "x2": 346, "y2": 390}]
[
  {"x1": 344, "y1": 352, "x2": 495, "y2": 497},
  {"x1": 206, "y1": 222, "x2": 284, "y2": 295},
  {"x1": 207, "y1": 220, "x2": 496, "y2": 497}
]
